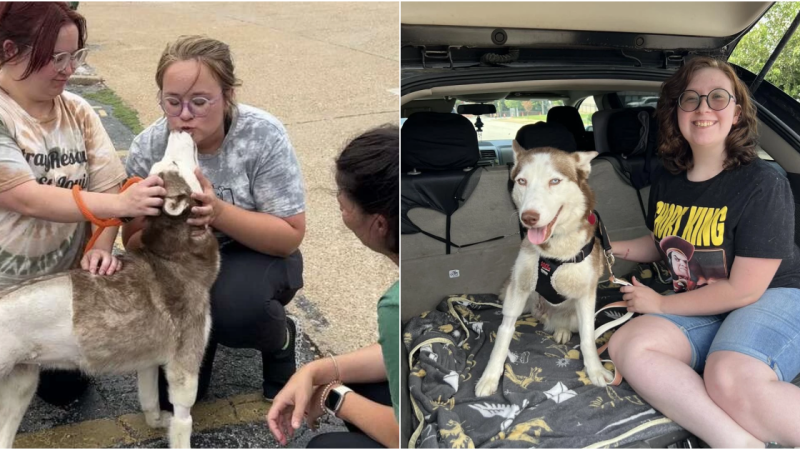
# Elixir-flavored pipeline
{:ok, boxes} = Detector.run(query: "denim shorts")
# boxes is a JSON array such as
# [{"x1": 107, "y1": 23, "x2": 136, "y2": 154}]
[{"x1": 650, "y1": 287, "x2": 800, "y2": 382}]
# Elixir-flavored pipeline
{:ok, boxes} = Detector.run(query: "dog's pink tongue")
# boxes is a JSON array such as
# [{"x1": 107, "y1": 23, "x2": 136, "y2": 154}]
[{"x1": 527, "y1": 227, "x2": 547, "y2": 245}]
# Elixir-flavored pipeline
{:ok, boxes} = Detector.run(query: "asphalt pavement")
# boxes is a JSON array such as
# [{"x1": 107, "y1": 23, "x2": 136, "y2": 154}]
[{"x1": 14, "y1": 3, "x2": 398, "y2": 448}]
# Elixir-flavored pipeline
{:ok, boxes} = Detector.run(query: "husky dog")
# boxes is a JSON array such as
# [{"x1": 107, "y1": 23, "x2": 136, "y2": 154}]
[
  {"x1": 475, "y1": 142, "x2": 613, "y2": 397},
  {"x1": 0, "y1": 131, "x2": 219, "y2": 448}
]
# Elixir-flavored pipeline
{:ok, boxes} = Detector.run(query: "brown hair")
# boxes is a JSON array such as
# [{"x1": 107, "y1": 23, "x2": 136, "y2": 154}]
[
  {"x1": 0, "y1": 2, "x2": 87, "y2": 80},
  {"x1": 336, "y1": 125, "x2": 399, "y2": 255},
  {"x1": 155, "y1": 35, "x2": 242, "y2": 122},
  {"x1": 656, "y1": 56, "x2": 758, "y2": 174}
]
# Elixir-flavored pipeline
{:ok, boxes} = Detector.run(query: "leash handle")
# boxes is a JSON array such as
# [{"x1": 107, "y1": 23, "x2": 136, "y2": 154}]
[
  {"x1": 594, "y1": 300, "x2": 631, "y2": 386},
  {"x1": 72, "y1": 176, "x2": 144, "y2": 255}
]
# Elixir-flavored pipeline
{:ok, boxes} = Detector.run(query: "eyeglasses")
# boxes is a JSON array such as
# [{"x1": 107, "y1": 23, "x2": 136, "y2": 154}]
[
  {"x1": 160, "y1": 95, "x2": 221, "y2": 118},
  {"x1": 51, "y1": 48, "x2": 88, "y2": 72},
  {"x1": 678, "y1": 88, "x2": 735, "y2": 112},
  {"x1": 25, "y1": 46, "x2": 88, "y2": 72}
]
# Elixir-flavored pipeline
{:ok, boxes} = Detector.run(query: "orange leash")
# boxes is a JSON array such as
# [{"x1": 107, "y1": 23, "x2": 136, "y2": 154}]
[{"x1": 72, "y1": 176, "x2": 143, "y2": 255}]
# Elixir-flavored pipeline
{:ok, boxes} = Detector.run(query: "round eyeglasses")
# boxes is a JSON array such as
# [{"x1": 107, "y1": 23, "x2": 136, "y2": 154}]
[
  {"x1": 25, "y1": 46, "x2": 88, "y2": 73},
  {"x1": 678, "y1": 88, "x2": 735, "y2": 112},
  {"x1": 160, "y1": 96, "x2": 221, "y2": 118},
  {"x1": 52, "y1": 48, "x2": 88, "y2": 72}
]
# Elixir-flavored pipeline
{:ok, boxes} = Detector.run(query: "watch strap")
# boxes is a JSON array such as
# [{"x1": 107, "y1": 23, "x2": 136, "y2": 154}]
[{"x1": 325, "y1": 384, "x2": 353, "y2": 417}]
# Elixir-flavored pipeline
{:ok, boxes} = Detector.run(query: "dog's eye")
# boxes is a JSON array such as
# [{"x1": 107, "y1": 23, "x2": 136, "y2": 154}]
[
  {"x1": 550, "y1": 178, "x2": 561, "y2": 185},
  {"x1": 517, "y1": 178, "x2": 527, "y2": 186}
]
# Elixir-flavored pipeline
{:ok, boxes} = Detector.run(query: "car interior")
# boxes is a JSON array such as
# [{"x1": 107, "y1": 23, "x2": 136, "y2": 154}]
[{"x1": 400, "y1": 78, "x2": 800, "y2": 447}]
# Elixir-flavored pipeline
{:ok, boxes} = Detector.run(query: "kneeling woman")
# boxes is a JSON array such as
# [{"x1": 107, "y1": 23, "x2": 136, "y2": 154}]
[
  {"x1": 123, "y1": 35, "x2": 305, "y2": 405},
  {"x1": 267, "y1": 125, "x2": 399, "y2": 448}
]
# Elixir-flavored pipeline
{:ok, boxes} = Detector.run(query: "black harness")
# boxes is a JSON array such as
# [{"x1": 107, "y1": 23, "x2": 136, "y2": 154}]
[{"x1": 535, "y1": 211, "x2": 613, "y2": 305}]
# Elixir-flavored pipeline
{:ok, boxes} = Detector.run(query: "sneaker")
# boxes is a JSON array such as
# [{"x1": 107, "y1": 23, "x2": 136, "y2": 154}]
[{"x1": 263, "y1": 315, "x2": 298, "y2": 401}]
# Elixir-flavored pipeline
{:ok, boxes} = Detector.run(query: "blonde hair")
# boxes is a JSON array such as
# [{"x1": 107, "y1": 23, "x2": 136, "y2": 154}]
[{"x1": 155, "y1": 35, "x2": 242, "y2": 121}]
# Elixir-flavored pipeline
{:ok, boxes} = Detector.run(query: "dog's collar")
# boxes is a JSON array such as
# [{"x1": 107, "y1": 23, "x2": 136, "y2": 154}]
[
  {"x1": 540, "y1": 211, "x2": 600, "y2": 265},
  {"x1": 563, "y1": 235, "x2": 595, "y2": 264},
  {"x1": 552, "y1": 211, "x2": 600, "y2": 264}
]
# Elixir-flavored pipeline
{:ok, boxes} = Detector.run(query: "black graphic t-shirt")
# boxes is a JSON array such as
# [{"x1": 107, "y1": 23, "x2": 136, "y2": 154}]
[{"x1": 646, "y1": 159, "x2": 800, "y2": 293}]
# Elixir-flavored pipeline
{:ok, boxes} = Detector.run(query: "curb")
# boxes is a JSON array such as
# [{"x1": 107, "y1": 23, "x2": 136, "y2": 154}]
[{"x1": 68, "y1": 74, "x2": 104, "y2": 86}]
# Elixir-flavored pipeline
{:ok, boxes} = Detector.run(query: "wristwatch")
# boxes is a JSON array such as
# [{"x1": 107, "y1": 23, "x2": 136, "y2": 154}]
[{"x1": 324, "y1": 384, "x2": 353, "y2": 417}]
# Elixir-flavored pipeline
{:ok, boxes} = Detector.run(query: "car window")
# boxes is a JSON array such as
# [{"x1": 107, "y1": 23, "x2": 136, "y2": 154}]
[
  {"x1": 578, "y1": 96, "x2": 598, "y2": 130},
  {"x1": 618, "y1": 91, "x2": 660, "y2": 108},
  {"x1": 454, "y1": 99, "x2": 565, "y2": 141},
  {"x1": 729, "y1": 1, "x2": 800, "y2": 104}
]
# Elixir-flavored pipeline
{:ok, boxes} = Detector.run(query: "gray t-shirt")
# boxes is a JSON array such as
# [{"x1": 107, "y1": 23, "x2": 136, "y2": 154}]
[{"x1": 126, "y1": 104, "x2": 305, "y2": 244}]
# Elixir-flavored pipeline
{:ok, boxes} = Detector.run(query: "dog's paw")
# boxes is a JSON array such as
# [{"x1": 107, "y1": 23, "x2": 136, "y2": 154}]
[
  {"x1": 553, "y1": 328, "x2": 572, "y2": 344},
  {"x1": 475, "y1": 374, "x2": 500, "y2": 397},
  {"x1": 145, "y1": 410, "x2": 172, "y2": 428},
  {"x1": 586, "y1": 366, "x2": 615, "y2": 388}
]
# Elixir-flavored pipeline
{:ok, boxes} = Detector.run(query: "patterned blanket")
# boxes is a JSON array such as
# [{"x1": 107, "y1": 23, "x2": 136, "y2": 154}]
[{"x1": 404, "y1": 294, "x2": 684, "y2": 448}]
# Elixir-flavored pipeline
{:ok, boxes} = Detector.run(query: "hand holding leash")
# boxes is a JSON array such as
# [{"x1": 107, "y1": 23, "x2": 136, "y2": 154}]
[
  {"x1": 73, "y1": 176, "x2": 163, "y2": 256},
  {"x1": 118, "y1": 175, "x2": 166, "y2": 217},
  {"x1": 620, "y1": 276, "x2": 665, "y2": 314}
]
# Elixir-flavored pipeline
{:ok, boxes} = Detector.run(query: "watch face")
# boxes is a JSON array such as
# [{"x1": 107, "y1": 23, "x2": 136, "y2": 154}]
[{"x1": 325, "y1": 389, "x2": 341, "y2": 411}]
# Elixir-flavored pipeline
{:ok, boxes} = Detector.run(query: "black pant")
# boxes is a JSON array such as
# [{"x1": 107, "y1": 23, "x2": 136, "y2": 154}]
[
  {"x1": 38, "y1": 242, "x2": 303, "y2": 408},
  {"x1": 36, "y1": 370, "x2": 91, "y2": 406},
  {"x1": 159, "y1": 242, "x2": 304, "y2": 409},
  {"x1": 306, "y1": 381, "x2": 393, "y2": 449}
]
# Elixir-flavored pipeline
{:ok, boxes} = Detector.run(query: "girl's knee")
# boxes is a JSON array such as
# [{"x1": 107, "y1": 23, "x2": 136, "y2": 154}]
[
  {"x1": 607, "y1": 329, "x2": 626, "y2": 362},
  {"x1": 608, "y1": 325, "x2": 648, "y2": 366},
  {"x1": 704, "y1": 352, "x2": 762, "y2": 412},
  {"x1": 608, "y1": 317, "x2": 686, "y2": 367},
  {"x1": 608, "y1": 319, "x2": 649, "y2": 361}
]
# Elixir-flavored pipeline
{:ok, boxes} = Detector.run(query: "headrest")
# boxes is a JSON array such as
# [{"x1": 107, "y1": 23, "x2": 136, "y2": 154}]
[
  {"x1": 606, "y1": 106, "x2": 658, "y2": 158},
  {"x1": 515, "y1": 122, "x2": 577, "y2": 152},
  {"x1": 547, "y1": 106, "x2": 586, "y2": 136},
  {"x1": 401, "y1": 112, "x2": 479, "y2": 172}
]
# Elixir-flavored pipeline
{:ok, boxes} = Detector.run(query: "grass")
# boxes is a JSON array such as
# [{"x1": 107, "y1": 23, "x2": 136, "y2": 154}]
[{"x1": 82, "y1": 88, "x2": 144, "y2": 134}]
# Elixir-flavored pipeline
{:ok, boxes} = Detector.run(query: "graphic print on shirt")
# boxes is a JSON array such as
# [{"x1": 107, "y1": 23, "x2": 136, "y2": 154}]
[
  {"x1": 24, "y1": 146, "x2": 89, "y2": 189},
  {"x1": 652, "y1": 201, "x2": 728, "y2": 292}
]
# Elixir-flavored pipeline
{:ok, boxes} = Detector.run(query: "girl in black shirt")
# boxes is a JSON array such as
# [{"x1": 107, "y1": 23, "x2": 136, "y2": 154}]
[{"x1": 608, "y1": 57, "x2": 800, "y2": 448}]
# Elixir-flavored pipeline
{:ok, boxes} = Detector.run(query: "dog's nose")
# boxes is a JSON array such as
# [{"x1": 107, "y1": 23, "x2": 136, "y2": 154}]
[{"x1": 521, "y1": 210, "x2": 539, "y2": 227}]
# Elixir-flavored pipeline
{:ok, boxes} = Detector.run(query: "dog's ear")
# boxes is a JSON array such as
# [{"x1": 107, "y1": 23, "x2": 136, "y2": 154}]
[
  {"x1": 163, "y1": 195, "x2": 192, "y2": 217},
  {"x1": 574, "y1": 151, "x2": 598, "y2": 175},
  {"x1": 512, "y1": 140, "x2": 526, "y2": 166}
]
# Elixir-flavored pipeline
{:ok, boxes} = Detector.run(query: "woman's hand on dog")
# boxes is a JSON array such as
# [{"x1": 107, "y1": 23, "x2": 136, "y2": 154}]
[
  {"x1": 188, "y1": 168, "x2": 219, "y2": 228},
  {"x1": 81, "y1": 249, "x2": 122, "y2": 276},
  {"x1": 620, "y1": 276, "x2": 665, "y2": 314},
  {"x1": 120, "y1": 175, "x2": 166, "y2": 217},
  {"x1": 266, "y1": 367, "x2": 316, "y2": 445}
]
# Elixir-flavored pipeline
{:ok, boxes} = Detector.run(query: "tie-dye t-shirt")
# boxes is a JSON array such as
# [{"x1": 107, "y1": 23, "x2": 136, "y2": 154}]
[
  {"x1": 0, "y1": 90, "x2": 126, "y2": 289},
  {"x1": 126, "y1": 104, "x2": 305, "y2": 246}
]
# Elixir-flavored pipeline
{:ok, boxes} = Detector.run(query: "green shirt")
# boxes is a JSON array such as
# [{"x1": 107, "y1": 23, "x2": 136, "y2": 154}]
[{"x1": 377, "y1": 280, "x2": 400, "y2": 421}]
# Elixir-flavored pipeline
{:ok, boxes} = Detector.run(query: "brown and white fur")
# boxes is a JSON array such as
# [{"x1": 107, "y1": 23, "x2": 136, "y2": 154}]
[
  {"x1": 475, "y1": 142, "x2": 613, "y2": 397},
  {"x1": 0, "y1": 131, "x2": 219, "y2": 448}
]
